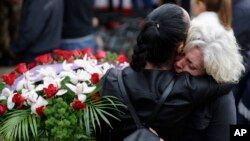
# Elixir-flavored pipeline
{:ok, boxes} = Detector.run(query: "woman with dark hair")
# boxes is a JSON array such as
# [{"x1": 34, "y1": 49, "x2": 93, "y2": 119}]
[{"x1": 98, "y1": 4, "x2": 236, "y2": 141}]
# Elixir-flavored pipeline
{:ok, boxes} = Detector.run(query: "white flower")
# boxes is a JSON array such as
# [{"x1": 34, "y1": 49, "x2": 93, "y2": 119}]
[
  {"x1": 74, "y1": 57, "x2": 102, "y2": 74},
  {"x1": 0, "y1": 88, "x2": 13, "y2": 100},
  {"x1": 97, "y1": 62, "x2": 113, "y2": 74},
  {"x1": 62, "y1": 61, "x2": 74, "y2": 72},
  {"x1": 66, "y1": 82, "x2": 96, "y2": 102},
  {"x1": 59, "y1": 69, "x2": 91, "y2": 84},
  {"x1": 75, "y1": 69, "x2": 91, "y2": 82},
  {"x1": 7, "y1": 92, "x2": 17, "y2": 110},
  {"x1": 37, "y1": 67, "x2": 57, "y2": 80},
  {"x1": 59, "y1": 71, "x2": 78, "y2": 84},
  {"x1": 16, "y1": 72, "x2": 36, "y2": 91},
  {"x1": 31, "y1": 96, "x2": 48, "y2": 115},
  {"x1": 21, "y1": 89, "x2": 39, "y2": 105},
  {"x1": 36, "y1": 68, "x2": 67, "y2": 96}
]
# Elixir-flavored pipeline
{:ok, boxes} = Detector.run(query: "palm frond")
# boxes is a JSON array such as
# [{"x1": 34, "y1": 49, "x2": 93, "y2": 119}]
[
  {"x1": 89, "y1": 106, "x2": 96, "y2": 132},
  {"x1": 0, "y1": 109, "x2": 38, "y2": 141},
  {"x1": 81, "y1": 95, "x2": 124, "y2": 134},
  {"x1": 84, "y1": 106, "x2": 91, "y2": 135}
]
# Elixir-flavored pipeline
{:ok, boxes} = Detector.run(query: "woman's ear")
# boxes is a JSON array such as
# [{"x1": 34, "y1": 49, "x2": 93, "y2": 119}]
[{"x1": 177, "y1": 42, "x2": 184, "y2": 54}]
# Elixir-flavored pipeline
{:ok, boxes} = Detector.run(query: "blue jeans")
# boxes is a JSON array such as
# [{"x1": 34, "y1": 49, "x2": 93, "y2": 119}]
[{"x1": 61, "y1": 34, "x2": 97, "y2": 53}]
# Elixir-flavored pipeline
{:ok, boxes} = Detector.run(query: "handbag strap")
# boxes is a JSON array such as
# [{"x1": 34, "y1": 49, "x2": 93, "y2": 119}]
[
  {"x1": 117, "y1": 70, "x2": 143, "y2": 128},
  {"x1": 117, "y1": 69, "x2": 175, "y2": 128},
  {"x1": 147, "y1": 78, "x2": 175, "y2": 125}
]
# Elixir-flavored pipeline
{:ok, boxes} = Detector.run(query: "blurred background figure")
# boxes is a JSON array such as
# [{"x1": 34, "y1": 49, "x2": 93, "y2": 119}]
[
  {"x1": 232, "y1": 0, "x2": 250, "y2": 51},
  {"x1": 190, "y1": 0, "x2": 233, "y2": 35},
  {"x1": 0, "y1": 0, "x2": 22, "y2": 66},
  {"x1": 61, "y1": 0, "x2": 97, "y2": 53},
  {"x1": 232, "y1": 0, "x2": 250, "y2": 124},
  {"x1": 10, "y1": 0, "x2": 63, "y2": 63}
]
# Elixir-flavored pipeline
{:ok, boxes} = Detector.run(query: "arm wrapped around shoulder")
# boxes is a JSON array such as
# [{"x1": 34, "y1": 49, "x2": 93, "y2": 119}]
[{"x1": 180, "y1": 72, "x2": 236, "y2": 105}]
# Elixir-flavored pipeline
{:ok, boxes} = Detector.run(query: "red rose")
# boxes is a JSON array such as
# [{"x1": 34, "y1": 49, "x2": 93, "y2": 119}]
[
  {"x1": 90, "y1": 92, "x2": 100, "y2": 101},
  {"x1": 43, "y1": 84, "x2": 58, "y2": 98},
  {"x1": 71, "y1": 100, "x2": 86, "y2": 110},
  {"x1": 117, "y1": 54, "x2": 127, "y2": 63},
  {"x1": 1, "y1": 72, "x2": 16, "y2": 85},
  {"x1": 35, "y1": 53, "x2": 52, "y2": 64},
  {"x1": 71, "y1": 49, "x2": 82, "y2": 58},
  {"x1": 12, "y1": 93, "x2": 24, "y2": 109},
  {"x1": 53, "y1": 49, "x2": 64, "y2": 59},
  {"x1": 15, "y1": 63, "x2": 28, "y2": 74},
  {"x1": 36, "y1": 106, "x2": 45, "y2": 116},
  {"x1": 0, "y1": 104, "x2": 6, "y2": 117},
  {"x1": 54, "y1": 49, "x2": 73, "y2": 62},
  {"x1": 82, "y1": 48, "x2": 92, "y2": 56},
  {"x1": 27, "y1": 62, "x2": 36, "y2": 69},
  {"x1": 91, "y1": 73, "x2": 99, "y2": 84},
  {"x1": 95, "y1": 50, "x2": 106, "y2": 60}
]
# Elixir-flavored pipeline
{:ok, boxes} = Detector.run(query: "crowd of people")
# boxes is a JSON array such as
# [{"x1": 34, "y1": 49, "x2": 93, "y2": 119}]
[{"x1": 0, "y1": 0, "x2": 250, "y2": 141}]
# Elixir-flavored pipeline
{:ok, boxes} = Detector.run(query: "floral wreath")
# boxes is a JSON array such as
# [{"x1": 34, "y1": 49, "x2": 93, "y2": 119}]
[{"x1": 0, "y1": 48, "x2": 128, "y2": 141}]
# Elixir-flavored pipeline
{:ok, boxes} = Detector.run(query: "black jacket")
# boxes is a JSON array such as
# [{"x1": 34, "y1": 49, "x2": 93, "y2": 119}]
[
  {"x1": 180, "y1": 92, "x2": 236, "y2": 141},
  {"x1": 98, "y1": 67, "x2": 233, "y2": 141},
  {"x1": 11, "y1": 0, "x2": 63, "y2": 63}
]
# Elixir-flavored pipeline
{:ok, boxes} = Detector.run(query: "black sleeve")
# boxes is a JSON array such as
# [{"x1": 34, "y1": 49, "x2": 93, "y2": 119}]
[
  {"x1": 10, "y1": 0, "x2": 51, "y2": 53},
  {"x1": 181, "y1": 73, "x2": 235, "y2": 105},
  {"x1": 204, "y1": 92, "x2": 236, "y2": 141}
]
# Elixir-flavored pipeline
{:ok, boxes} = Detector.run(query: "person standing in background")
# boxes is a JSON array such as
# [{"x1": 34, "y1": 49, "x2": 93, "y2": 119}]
[
  {"x1": 232, "y1": 0, "x2": 250, "y2": 124},
  {"x1": 0, "y1": 0, "x2": 22, "y2": 66},
  {"x1": 191, "y1": 0, "x2": 233, "y2": 35},
  {"x1": 61, "y1": 0, "x2": 97, "y2": 53},
  {"x1": 10, "y1": 0, "x2": 63, "y2": 63}
]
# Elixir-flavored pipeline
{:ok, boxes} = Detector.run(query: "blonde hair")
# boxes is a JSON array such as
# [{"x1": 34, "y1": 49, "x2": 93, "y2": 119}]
[
  {"x1": 184, "y1": 19, "x2": 244, "y2": 83},
  {"x1": 198, "y1": 0, "x2": 232, "y2": 30}
]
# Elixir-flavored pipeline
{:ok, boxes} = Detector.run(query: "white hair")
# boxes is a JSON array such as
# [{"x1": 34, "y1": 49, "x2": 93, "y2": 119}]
[{"x1": 184, "y1": 19, "x2": 245, "y2": 83}]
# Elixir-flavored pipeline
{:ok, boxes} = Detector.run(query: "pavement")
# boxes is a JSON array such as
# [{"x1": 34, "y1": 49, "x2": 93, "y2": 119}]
[{"x1": 0, "y1": 66, "x2": 14, "y2": 75}]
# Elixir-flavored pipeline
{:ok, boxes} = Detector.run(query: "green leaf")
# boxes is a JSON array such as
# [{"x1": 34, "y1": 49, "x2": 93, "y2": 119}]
[
  {"x1": 89, "y1": 106, "x2": 96, "y2": 132},
  {"x1": 92, "y1": 107, "x2": 101, "y2": 129},
  {"x1": 97, "y1": 108, "x2": 120, "y2": 121},
  {"x1": 95, "y1": 108, "x2": 112, "y2": 127},
  {"x1": 29, "y1": 115, "x2": 38, "y2": 139},
  {"x1": 84, "y1": 106, "x2": 91, "y2": 135},
  {"x1": 0, "y1": 80, "x2": 5, "y2": 92},
  {"x1": 0, "y1": 109, "x2": 38, "y2": 141}
]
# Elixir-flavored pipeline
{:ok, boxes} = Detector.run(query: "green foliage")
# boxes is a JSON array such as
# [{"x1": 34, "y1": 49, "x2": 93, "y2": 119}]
[
  {"x1": 82, "y1": 96, "x2": 125, "y2": 134},
  {"x1": 103, "y1": 51, "x2": 118, "y2": 64},
  {"x1": 0, "y1": 80, "x2": 4, "y2": 92},
  {"x1": 0, "y1": 109, "x2": 38, "y2": 141},
  {"x1": 44, "y1": 97, "x2": 86, "y2": 140}
]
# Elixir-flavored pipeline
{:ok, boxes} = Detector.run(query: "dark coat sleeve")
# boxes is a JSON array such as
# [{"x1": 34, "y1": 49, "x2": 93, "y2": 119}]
[{"x1": 176, "y1": 72, "x2": 235, "y2": 105}]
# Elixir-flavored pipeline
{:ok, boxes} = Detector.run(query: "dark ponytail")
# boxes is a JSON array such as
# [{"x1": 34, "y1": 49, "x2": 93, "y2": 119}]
[
  {"x1": 130, "y1": 4, "x2": 189, "y2": 71},
  {"x1": 130, "y1": 21, "x2": 160, "y2": 71}
]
